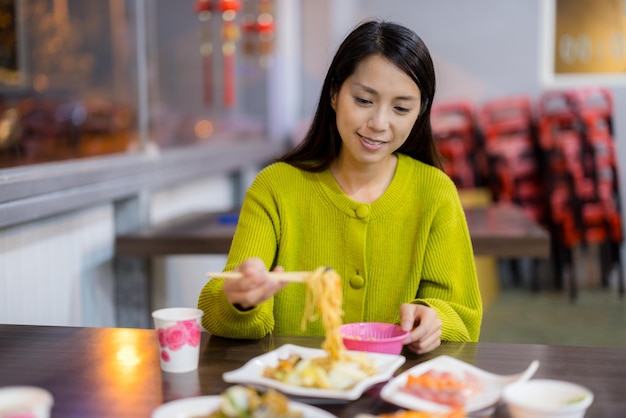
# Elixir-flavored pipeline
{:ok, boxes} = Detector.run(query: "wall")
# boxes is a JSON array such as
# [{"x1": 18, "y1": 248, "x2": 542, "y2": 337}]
[
  {"x1": 301, "y1": 1, "x2": 548, "y2": 111},
  {"x1": 0, "y1": 205, "x2": 117, "y2": 326}
]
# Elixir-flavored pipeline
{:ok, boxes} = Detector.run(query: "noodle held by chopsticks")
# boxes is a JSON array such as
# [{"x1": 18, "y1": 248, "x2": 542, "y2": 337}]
[
  {"x1": 263, "y1": 266, "x2": 377, "y2": 390},
  {"x1": 300, "y1": 266, "x2": 346, "y2": 360}
]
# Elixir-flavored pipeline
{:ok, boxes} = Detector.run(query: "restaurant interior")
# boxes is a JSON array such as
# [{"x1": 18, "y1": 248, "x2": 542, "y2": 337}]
[
  {"x1": 1, "y1": 1, "x2": 626, "y2": 417},
  {"x1": 1, "y1": 0, "x2": 623, "y2": 341}
]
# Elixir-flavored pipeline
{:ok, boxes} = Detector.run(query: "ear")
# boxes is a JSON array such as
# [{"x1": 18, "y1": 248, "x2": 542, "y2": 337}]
[{"x1": 330, "y1": 90, "x2": 337, "y2": 111}]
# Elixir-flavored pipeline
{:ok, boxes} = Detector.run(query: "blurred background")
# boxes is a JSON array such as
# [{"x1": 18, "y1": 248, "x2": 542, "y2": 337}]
[{"x1": 0, "y1": 0, "x2": 624, "y2": 347}]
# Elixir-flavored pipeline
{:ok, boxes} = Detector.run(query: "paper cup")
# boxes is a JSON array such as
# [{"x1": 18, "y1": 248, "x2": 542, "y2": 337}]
[
  {"x1": 0, "y1": 386, "x2": 53, "y2": 418},
  {"x1": 152, "y1": 307, "x2": 204, "y2": 373}
]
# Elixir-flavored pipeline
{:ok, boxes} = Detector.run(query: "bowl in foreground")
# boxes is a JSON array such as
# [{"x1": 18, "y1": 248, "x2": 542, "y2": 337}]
[
  {"x1": 340, "y1": 322, "x2": 408, "y2": 355},
  {"x1": 503, "y1": 379, "x2": 593, "y2": 418}
]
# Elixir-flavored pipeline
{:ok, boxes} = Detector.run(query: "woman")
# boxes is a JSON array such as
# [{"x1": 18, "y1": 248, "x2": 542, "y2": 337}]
[{"x1": 198, "y1": 20, "x2": 482, "y2": 354}]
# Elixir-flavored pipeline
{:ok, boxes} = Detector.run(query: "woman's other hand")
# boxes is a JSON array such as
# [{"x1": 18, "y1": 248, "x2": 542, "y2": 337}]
[
  {"x1": 222, "y1": 257, "x2": 287, "y2": 310},
  {"x1": 399, "y1": 303, "x2": 442, "y2": 354}
]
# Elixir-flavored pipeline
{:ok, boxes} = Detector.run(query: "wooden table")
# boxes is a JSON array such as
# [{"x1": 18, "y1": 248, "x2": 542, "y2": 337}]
[
  {"x1": 115, "y1": 210, "x2": 240, "y2": 257},
  {"x1": 0, "y1": 324, "x2": 622, "y2": 417},
  {"x1": 116, "y1": 203, "x2": 551, "y2": 258},
  {"x1": 464, "y1": 204, "x2": 550, "y2": 258}
]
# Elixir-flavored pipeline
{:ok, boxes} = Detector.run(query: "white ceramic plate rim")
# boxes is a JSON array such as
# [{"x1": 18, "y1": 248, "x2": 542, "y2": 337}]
[
  {"x1": 151, "y1": 395, "x2": 338, "y2": 418},
  {"x1": 222, "y1": 343, "x2": 406, "y2": 400},
  {"x1": 380, "y1": 355, "x2": 539, "y2": 413}
]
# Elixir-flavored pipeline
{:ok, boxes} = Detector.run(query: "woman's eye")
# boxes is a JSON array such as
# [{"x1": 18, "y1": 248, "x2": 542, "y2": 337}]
[
  {"x1": 394, "y1": 106, "x2": 411, "y2": 114},
  {"x1": 355, "y1": 97, "x2": 372, "y2": 105}
]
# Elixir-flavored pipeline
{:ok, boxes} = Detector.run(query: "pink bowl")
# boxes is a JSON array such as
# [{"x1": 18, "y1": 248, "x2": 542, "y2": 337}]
[{"x1": 340, "y1": 322, "x2": 409, "y2": 355}]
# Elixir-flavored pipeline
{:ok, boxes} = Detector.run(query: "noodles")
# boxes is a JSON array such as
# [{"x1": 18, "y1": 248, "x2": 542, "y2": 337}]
[
  {"x1": 262, "y1": 266, "x2": 376, "y2": 390},
  {"x1": 300, "y1": 266, "x2": 346, "y2": 360}
]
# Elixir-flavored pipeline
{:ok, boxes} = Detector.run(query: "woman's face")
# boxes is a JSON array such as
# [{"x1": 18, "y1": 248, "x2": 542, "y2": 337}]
[{"x1": 331, "y1": 54, "x2": 422, "y2": 168}]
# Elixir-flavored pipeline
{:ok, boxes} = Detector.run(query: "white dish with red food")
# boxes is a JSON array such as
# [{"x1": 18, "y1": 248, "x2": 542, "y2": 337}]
[{"x1": 380, "y1": 355, "x2": 539, "y2": 414}]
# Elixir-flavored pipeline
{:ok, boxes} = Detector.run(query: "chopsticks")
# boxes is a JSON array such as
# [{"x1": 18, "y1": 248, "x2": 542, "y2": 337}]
[{"x1": 206, "y1": 271, "x2": 310, "y2": 283}]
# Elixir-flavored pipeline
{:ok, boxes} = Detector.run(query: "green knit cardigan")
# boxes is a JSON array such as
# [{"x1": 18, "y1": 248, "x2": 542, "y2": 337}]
[{"x1": 198, "y1": 153, "x2": 483, "y2": 341}]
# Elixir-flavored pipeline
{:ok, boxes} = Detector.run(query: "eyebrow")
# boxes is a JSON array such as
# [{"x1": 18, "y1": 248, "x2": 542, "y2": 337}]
[{"x1": 352, "y1": 82, "x2": 419, "y2": 101}]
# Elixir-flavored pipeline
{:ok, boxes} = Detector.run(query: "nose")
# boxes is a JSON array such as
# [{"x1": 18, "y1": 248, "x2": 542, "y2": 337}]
[{"x1": 367, "y1": 107, "x2": 389, "y2": 131}]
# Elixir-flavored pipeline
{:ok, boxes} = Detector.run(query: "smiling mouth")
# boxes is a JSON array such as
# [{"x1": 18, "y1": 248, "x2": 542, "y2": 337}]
[{"x1": 359, "y1": 134, "x2": 386, "y2": 146}]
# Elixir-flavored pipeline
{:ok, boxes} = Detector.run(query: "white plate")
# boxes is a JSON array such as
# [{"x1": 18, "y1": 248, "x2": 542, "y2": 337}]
[
  {"x1": 380, "y1": 355, "x2": 539, "y2": 414},
  {"x1": 222, "y1": 343, "x2": 406, "y2": 401},
  {"x1": 151, "y1": 395, "x2": 337, "y2": 418}
]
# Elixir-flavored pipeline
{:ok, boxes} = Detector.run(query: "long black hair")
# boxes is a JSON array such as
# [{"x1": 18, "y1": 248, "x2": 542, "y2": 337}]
[{"x1": 278, "y1": 19, "x2": 441, "y2": 171}]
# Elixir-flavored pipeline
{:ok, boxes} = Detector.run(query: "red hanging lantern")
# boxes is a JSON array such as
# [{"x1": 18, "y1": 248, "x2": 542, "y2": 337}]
[
  {"x1": 219, "y1": 0, "x2": 242, "y2": 13},
  {"x1": 195, "y1": 0, "x2": 212, "y2": 13}
]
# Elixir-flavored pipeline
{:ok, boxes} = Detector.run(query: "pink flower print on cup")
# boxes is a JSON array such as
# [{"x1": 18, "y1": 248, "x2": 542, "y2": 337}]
[
  {"x1": 157, "y1": 328, "x2": 167, "y2": 349},
  {"x1": 181, "y1": 319, "x2": 201, "y2": 347},
  {"x1": 164, "y1": 322, "x2": 188, "y2": 351},
  {"x1": 152, "y1": 307, "x2": 204, "y2": 373},
  {"x1": 157, "y1": 320, "x2": 201, "y2": 354}
]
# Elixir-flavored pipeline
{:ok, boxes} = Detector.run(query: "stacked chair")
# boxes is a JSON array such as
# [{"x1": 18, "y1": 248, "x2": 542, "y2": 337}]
[
  {"x1": 431, "y1": 101, "x2": 485, "y2": 189},
  {"x1": 432, "y1": 89, "x2": 625, "y2": 300},
  {"x1": 477, "y1": 96, "x2": 547, "y2": 226},
  {"x1": 476, "y1": 96, "x2": 547, "y2": 291},
  {"x1": 537, "y1": 88, "x2": 624, "y2": 299}
]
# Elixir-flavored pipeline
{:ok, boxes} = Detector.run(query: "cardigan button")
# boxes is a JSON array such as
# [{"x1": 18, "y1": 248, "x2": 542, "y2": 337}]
[
  {"x1": 349, "y1": 275, "x2": 364, "y2": 289},
  {"x1": 355, "y1": 205, "x2": 370, "y2": 219}
]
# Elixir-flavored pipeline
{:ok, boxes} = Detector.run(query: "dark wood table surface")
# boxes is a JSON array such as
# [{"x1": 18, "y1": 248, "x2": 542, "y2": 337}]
[
  {"x1": 0, "y1": 324, "x2": 621, "y2": 417},
  {"x1": 464, "y1": 204, "x2": 550, "y2": 258},
  {"x1": 115, "y1": 203, "x2": 551, "y2": 259}
]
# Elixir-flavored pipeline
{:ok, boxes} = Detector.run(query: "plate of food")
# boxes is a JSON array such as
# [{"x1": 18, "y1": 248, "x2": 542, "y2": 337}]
[
  {"x1": 380, "y1": 355, "x2": 539, "y2": 414},
  {"x1": 223, "y1": 343, "x2": 406, "y2": 401},
  {"x1": 152, "y1": 385, "x2": 337, "y2": 418}
]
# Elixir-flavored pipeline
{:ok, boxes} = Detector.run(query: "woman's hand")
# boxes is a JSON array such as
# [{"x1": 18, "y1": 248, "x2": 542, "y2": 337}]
[
  {"x1": 222, "y1": 257, "x2": 287, "y2": 310},
  {"x1": 399, "y1": 303, "x2": 442, "y2": 354}
]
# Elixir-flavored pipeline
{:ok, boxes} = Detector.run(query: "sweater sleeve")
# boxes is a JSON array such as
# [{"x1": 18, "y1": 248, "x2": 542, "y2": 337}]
[
  {"x1": 197, "y1": 167, "x2": 282, "y2": 339},
  {"x1": 414, "y1": 186, "x2": 483, "y2": 342}
]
